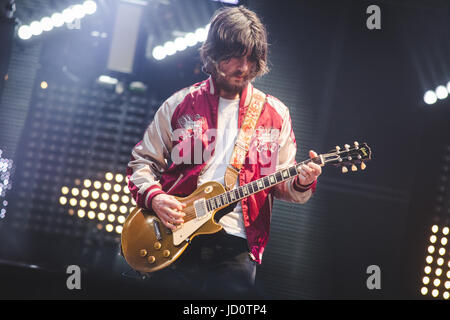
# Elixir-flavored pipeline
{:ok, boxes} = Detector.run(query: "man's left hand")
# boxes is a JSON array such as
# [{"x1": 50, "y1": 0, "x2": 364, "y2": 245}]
[{"x1": 298, "y1": 150, "x2": 322, "y2": 186}]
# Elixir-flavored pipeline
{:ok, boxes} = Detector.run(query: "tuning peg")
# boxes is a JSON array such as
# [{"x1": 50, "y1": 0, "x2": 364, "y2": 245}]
[
  {"x1": 335, "y1": 146, "x2": 341, "y2": 152},
  {"x1": 351, "y1": 164, "x2": 357, "y2": 171},
  {"x1": 361, "y1": 162, "x2": 366, "y2": 170},
  {"x1": 354, "y1": 141, "x2": 359, "y2": 148},
  {"x1": 342, "y1": 166, "x2": 348, "y2": 173},
  {"x1": 344, "y1": 144, "x2": 350, "y2": 150}
]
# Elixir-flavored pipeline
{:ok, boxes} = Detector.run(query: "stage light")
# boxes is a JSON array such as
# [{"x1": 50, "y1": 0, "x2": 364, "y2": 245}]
[
  {"x1": 432, "y1": 289, "x2": 439, "y2": 297},
  {"x1": 101, "y1": 192, "x2": 109, "y2": 201},
  {"x1": 72, "y1": 4, "x2": 86, "y2": 20},
  {"x1": 99, "y1": 202, "x2": 107, "y2": 211},
  {"x1": 88, "y1": 211, "x2": 96, "y2": 219},
  {"x1": 425, "y1": 266, "x2": 432, "y2": 274},
  {"x1": 93, "y1": 181, "x2": 102, "y2": 189},
  {"x1": 436, "y1": 85, "x2": 448, "y2": 100},
  {"x1": 81, "y1": 189, "x2": 89, "y2": 198},
  {"x1": 421, "y1": 287, "x2": 428, "y2": 295},
  {"x1": 40, "y1": 81, "x2": 48, "y2": 89},
  {"x1": 174, "y1": 37, "x2": 187, "y2": 52},
  {"x1": 107, "y1": 214, "x2": 115, "y2": 222},
  {"x1": 424, "y1": 90, "x2": 437, "y2": 105},
  {"x1": 62, "y1": 8, "x2": 75, "y2": 23},
  {"x1": 111, "y1": 194, "x2": 119, "y2": 202},
  {"x1": 115, "y1": 174, "x2": 124, "y2": 183},
  {"x1": 84, "y1": 179, "x2": 92, "y2": 188},
  {"x1": 51, "y1": 13, "x2": 64, "y2": 27},
  {"x1": 439, "y1": 248, "x2": 446, "y2": 256},
  {"x1": 185, "y1": 32, "x2": 197, "y2": 47},
  {"x1": 18, "y1": 1, "x2": 98, "y2": 40},
  {"x1": 97, "y1": 212, "x2": 105, "y2": 221},
  {"x1": 441, "y1": 237, "x2": 448, "y2": 245},
  {"x1": 91, "y1": 190, "x2": 99, "y2": 199},
  {"x1": 426, "y1": 255, "x2": 433, "y2": 264},
  {"x1": 83, "y1": 0, "x2": 97, "y2": 15},
  {"x1": 423, "y1": 276, "x2": 430, "y2": 285},
  {"x1": 69, "y1": 198, "x2": 77, "y2": 206},
  {"x1": 447, "y1": 81, "x2": 450, "y2": 93},
  {"x1": 18, "y1": 25, "x2": 32, "y2": 40},
  {"x1": 436, "y1": 268, "x2": 443, "y2": 276},
  {"x1": 77, "y1": 209, "x2": 85, "y2": 218},
  {"x1": 195, "y1": 27, "x2": 208, "y2": 42},
  {"x1": 105, "y1": 172, "x2": 114, "y2": 181},
  {"x1": 30, "y1": 21, "x2": 43, "y2": 36},
  {"x1": 443, "y1": 227, "x2": 449, "y2": 235},
  {"x1": 430, "y1": 235, "x2": 437, "y2": 243},
  {"x1": 115, "y1": 225, "x2": 123, "y2": 234},
  {"x1": 446, "y1": 281, "x2": 450, "y2": 289},
  {"x1": 97, "y1": 75, "x2": 118, "y2": 86},
  {"x1": 105, "y1": 224, "x2": 113, "y2": 232},
  {"x1": 432, "y1": 225, "x2": 439, "y2": 233},
  {"x1": 163, "y1": 41, "x2": 177, "y2": 56},
  {"x1": 428, "y1": 245, "x2": 435, "y2": 254},
  {"x1": 437, "y1": 257, "x2": 444, "y2": 266},
  {"x1": 59, "y1": 196, "x2": 68, "y2": 205},
  {"x1": 61, "y1": 186, "x2": 69, "y2": 195},
  {"x1": 152, "y1": 46, "x2": 166, "y2": 61},
  {"x1": 444, "y1": 292, "x2": 449, "y2": 300},
  {"x1": 40, "y1": 17, "x2": 53, "y2": 32},
  {"x1": 79, "y1": 199, "x2": 87, "y2": 208},
  {"x1": 89, "y1": 201, "x2": 98, "y2": 209},
  {"x1": 103, "y1": 182, "x2": 111, "y2": 191},
  {"x1": 151, "y1": 24, "x2": 210, "y2": 60},
  {"x1": 434, "y1": 278, "x2": 441, "y2": 287},
  {"x1": 71, "y1": 188, "x2": 80, "y2": 196},
  {"x1": 117, "y1": 216, "x2": 125, "y2": 224}
]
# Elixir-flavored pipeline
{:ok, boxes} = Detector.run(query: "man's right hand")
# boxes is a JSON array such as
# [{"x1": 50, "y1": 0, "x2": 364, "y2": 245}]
[{"x1": 151, "y1": 193, "x2": 186, "y2": 230}]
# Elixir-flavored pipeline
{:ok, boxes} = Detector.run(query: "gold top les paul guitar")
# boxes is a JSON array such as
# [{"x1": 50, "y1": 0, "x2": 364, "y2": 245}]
[{"x1": 121, "y1": 142, "x2": 372, "y2": 273}]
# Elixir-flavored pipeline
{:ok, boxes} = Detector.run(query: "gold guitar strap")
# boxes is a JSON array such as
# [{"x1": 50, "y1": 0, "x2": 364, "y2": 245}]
[{"x1": 224, "y1": 89, "x2": 266, "y2": 191}]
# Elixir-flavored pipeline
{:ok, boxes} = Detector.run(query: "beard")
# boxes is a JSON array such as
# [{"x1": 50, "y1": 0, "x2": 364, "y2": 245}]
[{"x1": 214, "y1": 69, "x2": 253, "y2": 96}]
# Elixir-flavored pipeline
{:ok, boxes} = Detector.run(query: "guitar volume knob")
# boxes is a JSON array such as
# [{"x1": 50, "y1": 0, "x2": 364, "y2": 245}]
[
  {"x1": 163, "y1": 250, "x2": 170, "y2": 258},
  {"x1": 147, "y1": 256, "x2": 156, "y2": 264},
  {"x1": 154, "y1": 242, "x2": 161, "y2": 250},
  {"x1": 139, "y1": 249, "x2": 148, "y2": 257}
]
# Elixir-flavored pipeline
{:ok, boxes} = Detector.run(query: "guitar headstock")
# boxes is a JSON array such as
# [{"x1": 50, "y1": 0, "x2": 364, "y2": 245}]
[{"x1": 322, "y1": 141, "x2": 372, "y2": 173}]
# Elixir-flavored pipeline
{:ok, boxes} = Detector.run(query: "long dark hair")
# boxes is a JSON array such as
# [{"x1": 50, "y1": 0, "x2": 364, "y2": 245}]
[{"x1": 200, "y1": 6, "x2": 269, "y2": 79}]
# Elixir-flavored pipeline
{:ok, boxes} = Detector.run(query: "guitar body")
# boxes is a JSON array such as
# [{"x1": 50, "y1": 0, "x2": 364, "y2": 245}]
[{"x1": 121, "y1": 181, "x2": 226, "y2": 273}]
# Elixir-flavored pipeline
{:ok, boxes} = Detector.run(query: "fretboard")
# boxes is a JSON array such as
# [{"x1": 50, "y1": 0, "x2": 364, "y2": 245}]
[{"x1": 205, "y1": 156, "x2": 322, "y2": 212}]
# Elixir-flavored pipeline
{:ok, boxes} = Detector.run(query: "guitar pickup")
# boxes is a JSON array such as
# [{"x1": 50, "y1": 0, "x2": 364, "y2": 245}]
[{"x1": 153, "y1": 220, "x2": 162, "y2": 240}]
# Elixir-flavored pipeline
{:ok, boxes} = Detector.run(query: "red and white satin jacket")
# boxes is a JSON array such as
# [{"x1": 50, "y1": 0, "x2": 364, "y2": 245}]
[{"x1": 126, "y1": 77, "x2": 317, "y2": 264}]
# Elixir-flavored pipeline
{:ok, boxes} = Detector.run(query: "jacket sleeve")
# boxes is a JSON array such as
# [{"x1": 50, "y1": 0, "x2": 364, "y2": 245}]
[
  {"x1": 272, "y1": 105, "x2": 317, "y2": 203},
  {"x1": 126, "y1": 99, "x2": 173, "y2": 209}
]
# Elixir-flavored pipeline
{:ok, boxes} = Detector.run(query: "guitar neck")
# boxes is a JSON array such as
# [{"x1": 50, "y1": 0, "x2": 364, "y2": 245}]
[{"x1": 205, "y1": 156, "x2": 324, "y2": 212}]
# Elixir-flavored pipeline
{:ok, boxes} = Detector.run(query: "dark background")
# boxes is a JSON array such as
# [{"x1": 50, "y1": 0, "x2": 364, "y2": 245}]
[{"x1": 0, "y1": 0, "x2": 449, "y2": 299}]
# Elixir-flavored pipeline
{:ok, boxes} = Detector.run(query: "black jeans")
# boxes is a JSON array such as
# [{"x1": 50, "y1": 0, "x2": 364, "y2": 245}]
[{"x1": 158, "y1": 230, "x2": 258, "y2": 299}]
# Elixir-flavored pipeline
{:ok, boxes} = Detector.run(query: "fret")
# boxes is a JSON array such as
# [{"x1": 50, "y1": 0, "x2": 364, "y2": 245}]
[
  {"x1": 238, "y1": 187, "x2": 244, "y2": 198},
  {"x1": 243, "y1": 186, "x2": 248, "y2": 196},
  {"x1": 221, "y1": 194, "x2": 227, "y2": 205},
  {"x1": 289, "y1": 166, "x2": 298, "y2": 176},
  {"x1": 230, "y1": 191, "x2": 235, "y2": 201},
  {"x1": 263, "y1": 177, "x2": 270, "y2": 187},
  {"x1": 234, "y1": 189, "x2": 240, "y2": 200},
  {"x1": 275, "y1": 171, "x2": 282, "y2": 182},
  {"x1": 282, "y1": 169, "x2": 289, "y2": 179},
  {"x1": 206, "y1": 200, "x2": 211, "y2": 212},
  {"x1": 226, "y1": 192, "x2": 231, "y2": 203},
  {"x1": 248, "y1": 183, "x2": 254, "y2": 194},
  {"x1": 269, "y1": 175, "x2": 276, "y2": 184},
  {"x1": 214, "y1": 197, "x2": 220, "y2": 208},
  {"x1": 257, "y1": 179, "x2": 264, "y2": 189},
  {"x1": 252, "y1": 181, "x2": 258, "y2": 193}
]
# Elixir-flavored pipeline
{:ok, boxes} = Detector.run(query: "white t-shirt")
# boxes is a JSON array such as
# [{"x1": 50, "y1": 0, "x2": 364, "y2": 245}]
[{"x1": 197, "y1": 97, "x2": 246, "y2": 239}]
